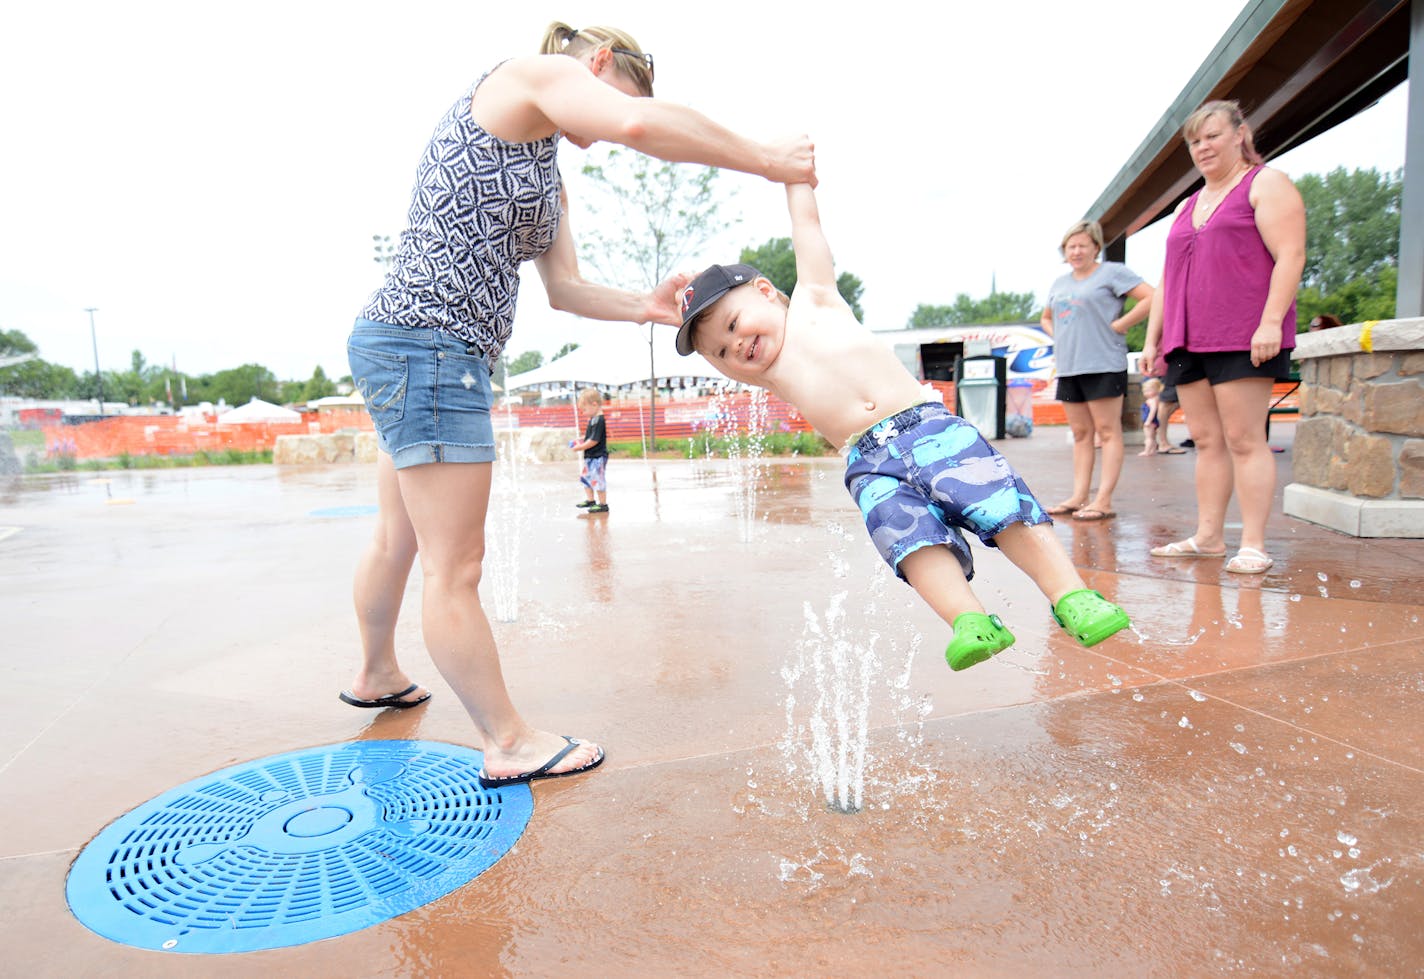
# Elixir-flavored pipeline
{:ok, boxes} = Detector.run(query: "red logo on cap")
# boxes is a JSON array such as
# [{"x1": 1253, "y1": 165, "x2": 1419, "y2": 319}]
[{"x1": 681, "y1": 285, "x2": 695, "y2": 315}]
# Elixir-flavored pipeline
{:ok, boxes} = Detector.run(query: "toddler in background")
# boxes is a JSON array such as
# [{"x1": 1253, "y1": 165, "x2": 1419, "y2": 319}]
[
  {"x1": 1138, "y1": 378, "x2": 1163, "y2": 457},
  {"x1": 570, "y1": 387, "x2": 609, "y2": 513}
]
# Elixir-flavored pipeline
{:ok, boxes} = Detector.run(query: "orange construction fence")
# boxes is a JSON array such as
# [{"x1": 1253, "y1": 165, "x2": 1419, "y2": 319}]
[{"x1": 39, "y1": 381, "x2": 1300, "y2": 460}]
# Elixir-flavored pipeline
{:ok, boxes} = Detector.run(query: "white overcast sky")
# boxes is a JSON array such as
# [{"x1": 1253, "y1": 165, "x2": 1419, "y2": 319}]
[{"x1": 0, "y1": 0, "x2": 1408, "y2": 380}]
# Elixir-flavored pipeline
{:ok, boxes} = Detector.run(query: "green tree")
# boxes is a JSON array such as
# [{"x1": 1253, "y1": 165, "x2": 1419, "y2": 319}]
[
  {"x1": 506, "y1": 350, "x2": 543, "y2": 376},
  {"x1": 1297, "y1": 265, "x2": 1398, "y2": 327},
  {"x1": 301, "y1": 365, "x2": 338, "y2": 401},
  {"x1": 1296, "y1": 167, "x2": 1400, "y2": 295},
  {"x1": 1293, "y1": 167, "x2": 1401, "y2": 326},
  {"x1": 109, "y1": 349, "x2": 151, "y2": 405},
  {"x1": 908, "y1": 291, "x2": 1037, "y2": 329},
  {"x1": 1, "y1": 328, "x2": 39, "y2": 358},
  {"x1": 552, "y1": 342, "x2": 580, "y2": 361},
  {"x1": 204, "y1": 364, "x2": 279, "y2": 405},
  {"x1": 739, "y1": 237, "x2": 865, "y2": 321},
  {"x1": 577, "y1": 148, "x2": 737, "y2": 447},
  {"x1": 0, "y1": 358, "x2": 81, "y2": 398}
]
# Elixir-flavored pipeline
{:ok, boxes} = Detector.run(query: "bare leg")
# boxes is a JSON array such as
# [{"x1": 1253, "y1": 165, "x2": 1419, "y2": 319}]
[
  {"x1": 1082, "y1": 395, "x2": 1124, "y2": 511},
  {"x1": 1173, "y1": 379, "x2": 1230, "y2": 553},
  {"x1": 1137, "y1": 423, "x2": 1158, "y2": 455},
  {"x1": 1054, "y1": 400, "x2": 1095, "y2": 510},
  {"x1": 899, "y1": 545, "x2": 983, "y2": 627},
  {"x1": 1213, "y1": 378, "x2": 1276, "y2": 554},
  {"x1": 992, "y1": 522, "x2": 1086, "y2": 605},
  {"x1": 397, "y1": 460, "x2": 601, "y2": 780},
  {"x1": 348, "y1": 452, "x2": 427, "y2": 704},
  {"x1": 1156, "y1": 401, "x2": 1179, "y2": 450}
]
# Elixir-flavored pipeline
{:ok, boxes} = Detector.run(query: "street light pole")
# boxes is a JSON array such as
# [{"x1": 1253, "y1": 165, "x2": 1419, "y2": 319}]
[{"x1": 85, "y1": 307, "x2": 104, "y2": 415}]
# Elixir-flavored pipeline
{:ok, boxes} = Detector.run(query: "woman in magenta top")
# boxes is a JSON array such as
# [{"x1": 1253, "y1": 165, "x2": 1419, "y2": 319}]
[{"x1": 1141, "y1": 100, "x2": 1306, "y2": 574}]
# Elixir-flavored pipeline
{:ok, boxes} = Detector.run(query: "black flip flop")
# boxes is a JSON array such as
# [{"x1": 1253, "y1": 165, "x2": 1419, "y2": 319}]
[
  {"x1": 338, "y1": 683, "x2": 431, "y2": 709},
  {"x1": 478, "y1": 736, "x2": 605, "y2": 788}
]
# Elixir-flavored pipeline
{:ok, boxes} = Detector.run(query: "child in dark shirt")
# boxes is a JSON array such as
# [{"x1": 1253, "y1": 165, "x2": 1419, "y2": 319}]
[{"x1": 571, "y1": 387, "x2": 609, "y2": 513}]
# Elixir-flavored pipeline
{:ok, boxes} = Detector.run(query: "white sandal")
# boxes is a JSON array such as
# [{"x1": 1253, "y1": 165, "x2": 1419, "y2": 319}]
[
  {"x1": 1150, "y1": 537, "x2": 1226, "y2": 558},
  {"x1": 1225, "y1": 547, "x2": 1274, "y2": 574}
]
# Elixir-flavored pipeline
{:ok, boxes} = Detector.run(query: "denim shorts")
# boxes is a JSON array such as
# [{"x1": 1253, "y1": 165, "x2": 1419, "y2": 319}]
[
  {"x1": 844, "y1": 402, "x2": 1050, "y2": 581},
  {"x1": 347, "y1": 318, "x2": 496, "y2": 469}
]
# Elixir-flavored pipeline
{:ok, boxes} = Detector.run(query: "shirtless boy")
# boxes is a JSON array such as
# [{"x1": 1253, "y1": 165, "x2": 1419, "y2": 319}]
[{"x1": 675, "y1": 184, "x2": 1130, "y2": 669}]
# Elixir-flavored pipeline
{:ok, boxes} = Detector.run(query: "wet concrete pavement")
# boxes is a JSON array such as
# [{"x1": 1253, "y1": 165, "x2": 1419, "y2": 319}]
[{"x1": 2, "y1": 420, "x2": 1422, "y2": 976}]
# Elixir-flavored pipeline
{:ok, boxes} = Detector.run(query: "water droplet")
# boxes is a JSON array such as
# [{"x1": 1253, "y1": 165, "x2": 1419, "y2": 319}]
[
  {"x1": 1317, "y1": 572, "x2": 1329, "y2": 582},
  {"x1": 1178, "y1": 716, "x2": 1192, "y2": 729},
  {"x1": 1131, "y1": 692, "x2": 1144, "y2": 702},
  {"x1": 1289, "y1": 594, "x2": 1302, "y2": 602},
  {"x1": 1349, "y1": 579, "x2": 1361, "y2": 589},
  {"x1": 1189, "y1": 690, "x2": 1207, "y2": 702}
]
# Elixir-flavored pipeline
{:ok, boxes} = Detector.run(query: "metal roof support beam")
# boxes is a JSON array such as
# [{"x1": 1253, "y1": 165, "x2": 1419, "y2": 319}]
[{"x1": 1399, "y1": 0, "x2": 1424, "y2": 317}]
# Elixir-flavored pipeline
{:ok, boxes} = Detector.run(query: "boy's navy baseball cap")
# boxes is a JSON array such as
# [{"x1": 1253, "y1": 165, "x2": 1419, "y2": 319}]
[{"x1": 675, "y1": 263, "x2": 762, "y2": 356}]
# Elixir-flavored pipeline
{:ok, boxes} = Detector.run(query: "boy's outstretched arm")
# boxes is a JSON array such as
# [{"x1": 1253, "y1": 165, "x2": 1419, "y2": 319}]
[{"x1": 786, "y1": 184, "x2": 837, "y2": 291}]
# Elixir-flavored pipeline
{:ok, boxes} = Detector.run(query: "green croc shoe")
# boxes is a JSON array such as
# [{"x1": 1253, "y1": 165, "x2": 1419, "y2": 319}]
[
  {"x1": 945, "y1": 612, "x2": 1015, "y2": 671},
  {"x1": 1052, "y1": 589, "x2": 1130, "y2": 647}
]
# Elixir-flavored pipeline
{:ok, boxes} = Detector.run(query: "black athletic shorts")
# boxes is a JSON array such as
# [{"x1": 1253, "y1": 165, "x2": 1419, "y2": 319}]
[
  {"x1": 1055, "y1": 370, "x2": 1128, "y2": 403},
  {"x1": 1165, "y1": 348, "x2": 1293, "y2": 387}
]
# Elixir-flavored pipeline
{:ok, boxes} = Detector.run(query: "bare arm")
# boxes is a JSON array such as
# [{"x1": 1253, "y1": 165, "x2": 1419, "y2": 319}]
[
  {"x1": 490, "y1": 57, "x2": 815, "y2": 184},
  {"x1": 786, "y1": 184, "x2": 836, "y2": 291},
  {"x1": 1110, "y1": 281, "x2": 1155, "y2": 334},
  {"x1": 1040, "y1": 303, "x2": 1054, "y2": 337},
  {"x1": 533, "y1": 186, "x2": 688, "y2": 325},
  {"x1": 1140, "y1": 281, "x2": 1165, "y2": 376},
  {"x1": 1249, "y1": 167, "x2": 1307, "y2": 365}
]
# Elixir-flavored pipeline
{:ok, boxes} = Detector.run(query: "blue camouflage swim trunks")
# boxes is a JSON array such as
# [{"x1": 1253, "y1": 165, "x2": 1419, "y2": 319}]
[
  {"x1": 580, "y1": 455, "x2": 608, "y2": 493},
  {"x1": 844, "y1": 402, "x2": 1050, "y2": 581}
]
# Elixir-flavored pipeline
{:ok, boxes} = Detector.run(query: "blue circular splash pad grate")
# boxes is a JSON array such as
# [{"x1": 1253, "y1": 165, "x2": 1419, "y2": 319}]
[{"x1": 66, "y1": 740, "x2": 532, "y2": 954}]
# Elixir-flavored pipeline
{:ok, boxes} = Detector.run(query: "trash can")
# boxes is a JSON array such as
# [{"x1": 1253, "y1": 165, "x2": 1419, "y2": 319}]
[
  {"x1": 954, "y1": 354, "x2": 1007, "y2": 439},
  {"x1": 1005, "y1": 379, "x2": 1034, "y2": 437}
]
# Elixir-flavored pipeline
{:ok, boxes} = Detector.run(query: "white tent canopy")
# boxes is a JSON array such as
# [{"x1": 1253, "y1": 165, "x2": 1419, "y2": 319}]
[
  {"x1": 505, "y1": 321, "x2": 723, "y2": 391},
  {"x1": 217, "y1": 398, "x2": 302, "y2": 424}
]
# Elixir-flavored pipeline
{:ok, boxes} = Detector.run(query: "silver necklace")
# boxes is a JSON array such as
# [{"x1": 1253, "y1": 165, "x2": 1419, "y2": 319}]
[{"x1": 1197, "y1": 163, "x2": 1245, "y2": 213}]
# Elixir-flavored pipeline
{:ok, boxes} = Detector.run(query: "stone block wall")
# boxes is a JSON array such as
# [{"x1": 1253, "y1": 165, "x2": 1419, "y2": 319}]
[
  {"x1": 1293, "y1": 343, "x2": 1424, "y2": 499},
  {"x1": 1284, "y1": 319, "x2": 1424, "y2": 538},
  {"x1": 274, "y1": 431, "x2": 379, "y2": 464},
  {"x1": 275, "y1": 429, "x2": 577, "y2": 465}
]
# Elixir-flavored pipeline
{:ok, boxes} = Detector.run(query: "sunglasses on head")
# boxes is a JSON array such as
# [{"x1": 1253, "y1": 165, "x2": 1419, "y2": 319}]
[{"x1": 610, "y1": 47, "x2": 654, "y2": 79}]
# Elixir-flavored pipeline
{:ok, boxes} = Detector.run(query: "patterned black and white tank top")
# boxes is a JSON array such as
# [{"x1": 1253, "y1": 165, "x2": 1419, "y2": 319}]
[{"x1": 360, "y1": 67, "x2": 562, "y2": 361}]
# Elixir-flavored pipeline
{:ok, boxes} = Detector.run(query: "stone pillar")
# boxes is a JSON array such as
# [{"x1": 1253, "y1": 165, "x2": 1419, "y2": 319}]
[
  {"x1": 1122, "y1": 374, "x2": 1147, "y2": 445},
  {"x1": 1284, "y1": 318, "x2": 1424, "y2": 537}
]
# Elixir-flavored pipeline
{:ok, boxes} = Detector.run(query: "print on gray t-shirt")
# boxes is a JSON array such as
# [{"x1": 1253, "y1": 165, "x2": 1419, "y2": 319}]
[{"x1": 1045, "y1": 262, "x2": 1144, "y2": 377}]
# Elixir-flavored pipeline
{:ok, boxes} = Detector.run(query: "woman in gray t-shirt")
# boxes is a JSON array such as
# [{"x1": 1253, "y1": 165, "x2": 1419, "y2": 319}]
[{"x1": 1039, "y1": 219, "x2": 1154, "y2": 521}]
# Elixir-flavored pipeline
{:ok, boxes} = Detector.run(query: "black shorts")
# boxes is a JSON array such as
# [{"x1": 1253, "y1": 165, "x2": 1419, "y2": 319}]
[
  {"x1": 1055, "y1": 371, "x2": 1127, "y2": 403},
  {"x1": 1165, "y1": 348, "x2": 1293, "y2": 387},
  {"x1": 1158, "y1": 383, "x2": 1178, "y2": 403}
]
